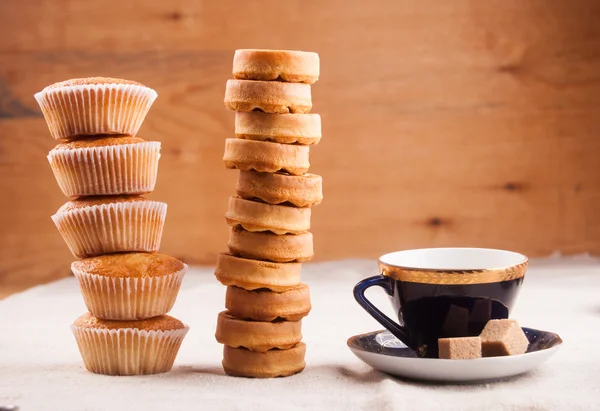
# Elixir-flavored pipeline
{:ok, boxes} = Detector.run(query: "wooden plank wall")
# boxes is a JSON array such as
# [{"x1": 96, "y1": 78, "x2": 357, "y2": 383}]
[{"x1": 1, "y1": 0, "x2": 599, "y2": 297}]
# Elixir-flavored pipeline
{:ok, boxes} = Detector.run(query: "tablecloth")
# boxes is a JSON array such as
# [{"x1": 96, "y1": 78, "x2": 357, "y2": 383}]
[{"x1": 1, "y1": 256, "x2": 599, "y2": 411}]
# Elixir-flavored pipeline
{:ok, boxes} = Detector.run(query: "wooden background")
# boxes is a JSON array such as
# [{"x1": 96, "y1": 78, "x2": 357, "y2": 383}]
[{"x1": 1, "y1": 0, "x2": 599, "y2": 297}]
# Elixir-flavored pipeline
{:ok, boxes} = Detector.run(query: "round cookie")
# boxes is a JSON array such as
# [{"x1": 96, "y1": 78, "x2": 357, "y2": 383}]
[
  {"x1": 224, "y1": 79, "x2": 312, "y2": 114},
  {"x1": 225, "y1": 197, "x2": 311, "y2": 235},
  {"x1": 236, "y1": 170, "x2": 322, "y2": 207},
  {"x1": 223, "y1": 139, "x2": 310, "y2": 176},
  {"x1": 228, "y1": 227, "x2": 314, "y2": 263},
  {"x1": 235, "y1": 112, "x2": 321, "y2": 145},
  {"x1": 222, "y1": 343, "x2": 306, "y2": 378},
  {"x1": 232, "y1": 49, "x2": 319, "y2": 84},
  {"x1": 214, "y1": 253, "x2": 301, "y2": 292},
  {"x1": 225, "y1": 284, "x2": 311, "y2": 322},
  {"x1": 215, "y1": 311, "x2": 302, "y2": 352}
]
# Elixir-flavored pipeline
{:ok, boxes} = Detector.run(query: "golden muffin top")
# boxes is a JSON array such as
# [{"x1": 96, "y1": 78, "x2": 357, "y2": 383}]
[
  {"x1": 46, "y1": 77, "x2": 142, "y2": 89},
  {"x1": 73, "y1": 312, "x2": 185, "y2": 331},
  {"x1": 72, "y1": 253, "x2": 185, "y2": 278},
  {"x1": 57, "y1": 195, "x2": 152, "y2": 213},
  {"x1": 52, "y1": 136, "x2": 147, "y2": 150}
]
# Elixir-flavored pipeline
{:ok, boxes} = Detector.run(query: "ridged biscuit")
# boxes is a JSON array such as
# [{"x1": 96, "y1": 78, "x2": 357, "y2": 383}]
[
  {"x1": 224, "y1": 79, "x2": 312, "y2": 114},
  {"x1": 235, "y1": 112, "x2": 321, "y2": 145},
  {"x1": 236, "y1": 170, "x2": 322, "y2": 207},
  {"x1": 228, "y1": 227, "x2": 314, "y2": 263},
  {"x1": 215, "y1": 311, "x2": 302, "y2": 352},
  {"x1": 225, "y1": 284, "x2": 311, "y2": 322},
  {"x1": 232, "y1": 49, "x2": 319, "y2": 84},
  {"x1": 222, "y1": 343, "x2": 306, "y2": 378},
  {"x1": 225, "y1": 197, "x2": 310, "y2": 235},
  {"x1": 214, "y1": 253, "x2": 301, "y2": 292},
  {"x1": 223, "y1": 139, "x2": 309, "y2": 176}
]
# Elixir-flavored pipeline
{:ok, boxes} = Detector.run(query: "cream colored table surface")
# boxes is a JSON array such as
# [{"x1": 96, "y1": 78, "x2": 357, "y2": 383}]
[{"x1": 1, "y1": 257, "x2": 599, "y2": 411}]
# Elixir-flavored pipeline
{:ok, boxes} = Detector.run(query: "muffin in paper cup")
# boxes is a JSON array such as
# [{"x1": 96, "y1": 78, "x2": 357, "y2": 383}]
[
  {"x1": 71, "y1": 253, "x2": 187, "y2": 320},
  {"x1": 52, "y1": 195, "x2": 167, "y2": 258},
  {"x1": 34, "y1": 77, "x2": 158, "y2": 140},
  {"x1": 71, "y1": 312, "x2": 189, "y2": 375},
  {"x1": 47, "y1": 136, "x2": 161, "y2": 197}
]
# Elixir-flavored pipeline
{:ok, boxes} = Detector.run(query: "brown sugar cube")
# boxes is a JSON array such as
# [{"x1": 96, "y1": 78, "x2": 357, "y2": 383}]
[
  {"x1": 438, "y1": 337, "x2": 482, "y2": 359},
  {"x1": 480, "y1": 319, "x2": 529, "y2": 357}
]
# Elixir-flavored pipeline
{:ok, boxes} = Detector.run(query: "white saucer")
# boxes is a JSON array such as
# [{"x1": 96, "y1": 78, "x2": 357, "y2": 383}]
[{"x1": 347, "y1": 328, "x2": 562, "y2": 383}]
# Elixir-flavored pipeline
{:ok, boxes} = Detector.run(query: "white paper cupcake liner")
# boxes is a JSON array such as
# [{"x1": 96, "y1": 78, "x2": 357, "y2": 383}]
[
  {"x1": 52, "y1": 200, "x2": 167, "y2": 258},
  {"x1": 72, "y1": 265, "x2": 187, "y2": 320},
  {"x1": 71, "y1": 325, "x2": 189, "y2": 375},
  {"x1": 35, "y1": 84, "x2": 158, "y2": 140},
  {"x1": 48, "y1": 142, "x2": 161, "y2": 197}
]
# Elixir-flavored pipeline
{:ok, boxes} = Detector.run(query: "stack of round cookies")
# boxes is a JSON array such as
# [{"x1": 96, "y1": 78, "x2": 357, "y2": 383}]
[
  {"x1": 35, "y1": 78, "x2": 189, "y2": 376},
  {"x1": 216, "y1": 50, "x2": 322, "y2": 378}
]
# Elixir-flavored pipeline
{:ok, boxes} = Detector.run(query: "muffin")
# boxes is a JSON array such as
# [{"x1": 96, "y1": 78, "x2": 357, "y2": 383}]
[
  {"x1": 47, "y1": 136, "x2": 161, "y2": 197},
  {"x1": 52, "y1": 196, "x2": 167, "y2": 258},
  {"x1": 71, "y1": 253, "x2": 187, "y2": 320},
  {"x1": 71, "y1": 312, "x2": 189, "y2": 375},
  {"x1": 34, "y1": 77, "x2": 157, "y2": 140}
]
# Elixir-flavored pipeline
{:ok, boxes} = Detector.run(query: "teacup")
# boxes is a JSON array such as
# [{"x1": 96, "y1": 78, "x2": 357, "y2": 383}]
[{"x1": 353, "y1": 248, "x2": 527, "y2": 358}]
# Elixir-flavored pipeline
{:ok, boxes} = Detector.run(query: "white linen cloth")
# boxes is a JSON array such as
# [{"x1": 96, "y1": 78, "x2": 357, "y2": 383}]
[{"x1": 1, "y1": 256, "x2": 599, "y2": 411}]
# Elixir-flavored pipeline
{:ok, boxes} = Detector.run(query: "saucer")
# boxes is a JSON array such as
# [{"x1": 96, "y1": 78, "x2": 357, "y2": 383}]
[{"x1": 347, "y1": 328, "x2": 562, "y2": 383}]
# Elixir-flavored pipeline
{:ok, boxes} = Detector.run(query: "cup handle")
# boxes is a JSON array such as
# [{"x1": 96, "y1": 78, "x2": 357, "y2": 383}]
[{"x1": 353, "y1": 275, "x2": 416, "y2": 350}]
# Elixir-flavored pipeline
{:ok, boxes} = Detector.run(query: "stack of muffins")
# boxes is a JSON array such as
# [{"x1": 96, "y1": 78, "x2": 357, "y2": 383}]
[
  {"x1": 35, "y1": 77, "x2": 188, "y2": 376},
  {"x1": 215, "y1": 50, "x2": 322, "y2": 377}
]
